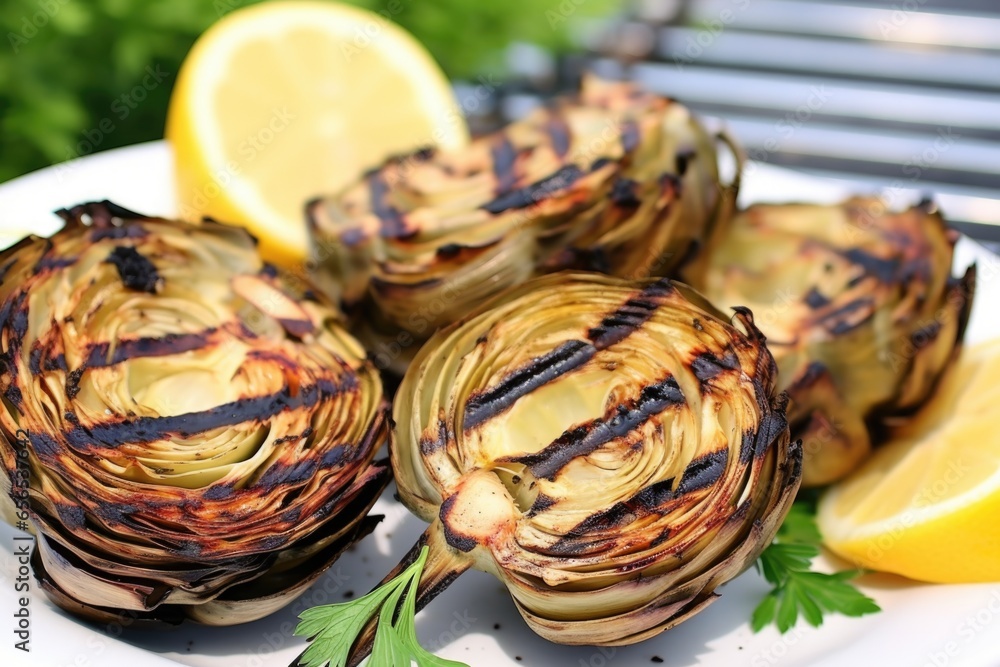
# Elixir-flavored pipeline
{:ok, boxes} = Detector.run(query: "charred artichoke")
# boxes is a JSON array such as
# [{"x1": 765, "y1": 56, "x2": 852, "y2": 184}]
[
  {"x1": 307, "y1": 76, "x2": 740, "y2": 373},
  {"x1": 704, "y1": 198, "x2": 975, "y2": 486},
  {"x1": 0, "y1": 201, "x2": 389, "y2": 626},
  {"x1": 295, "y1": 271, "x2": 800, "y2": 665}
]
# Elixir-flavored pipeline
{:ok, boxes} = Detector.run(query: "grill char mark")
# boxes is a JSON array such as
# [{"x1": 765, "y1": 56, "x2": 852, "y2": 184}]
[
  {"x1": 105, "y1": 246, "x2": 160, "y2": 293},
  {"x1": 463, "y1": 279, "x2": 675, "y2": 430},
  {"x1": 463, "y1": 340, "x2": 596, "y2": 431},
  {"x1": 82, "y1": 330, "x2": 218, "y2": 368},
  {"x1": 481, "y1": 165, "x2": 585, "y2": 215},
  {"x1": 490, "y1": 137, "x2": 519, "y2": 193},
  {"x1": 545, "y1": 117, "x2": 571, "y2": 158},
  {"x1": 561, "y1": 448, "x2": 730, "y2": 539},
  {"x1": 511, "y1": 376, "x2": 684, "y2": 480},
  {"x1": 620, "y1": 120, "x2": 640, "y2": 154},
  {"x1": 63, "y1": 376, "x2": 356, "y2": 450},
  {"x1": 841, "y1": 248, "x2": 900, "y2": 283},
  {"x1": 370, "y1": 174, "x2": 409, "y2": 239}
]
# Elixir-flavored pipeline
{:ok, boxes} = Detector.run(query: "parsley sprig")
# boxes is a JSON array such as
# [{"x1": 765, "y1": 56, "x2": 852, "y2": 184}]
[
  {"x1": 293, "y1": 546, "x2": 469, "y2": 667},
  {"x1": 752, "y1": 500, "x2": 880, "y2": 633}
]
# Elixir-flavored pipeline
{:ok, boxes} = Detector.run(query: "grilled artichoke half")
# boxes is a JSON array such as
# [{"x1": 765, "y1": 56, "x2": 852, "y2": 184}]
[
  {"x1": 704, "y1": 198, "x2": 975, "y2": 487},
  {"x1": 308, "y1": 76, "x2": 740, "y2": 374},
  {"x1": 366, "y1": 272, "x2": 800, "y2": 655},
  {"x1": 0, "y1": 202, "x2": 389, "y2": 626}
]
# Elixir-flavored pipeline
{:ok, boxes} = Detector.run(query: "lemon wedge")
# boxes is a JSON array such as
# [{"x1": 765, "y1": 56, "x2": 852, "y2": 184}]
[
  {"x1": 818, "y1": 339, "x2": 1000, "y2": 583},
  {"x1": 166, "y1": 1, "x2": 467, "y2": 267}
]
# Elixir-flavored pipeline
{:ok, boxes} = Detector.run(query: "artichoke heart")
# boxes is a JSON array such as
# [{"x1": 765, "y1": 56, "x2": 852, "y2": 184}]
[
  {"x1": 0, "y1": 201, "x2": 389, "y2": 626},
  {"x1": 385, "y1": 272, "x2": 800, "y2": 649},
  {"x1": 704, "y1": 198, "x2": 975, "y2": 486},
  {"x1": 308, "y1": 76, "x2": 740, "y2": 374}
]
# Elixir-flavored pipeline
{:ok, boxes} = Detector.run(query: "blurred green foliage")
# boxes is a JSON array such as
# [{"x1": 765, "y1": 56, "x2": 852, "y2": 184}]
[{"x1": 0, "y1": 0, "x2": 618, "y2": 183}]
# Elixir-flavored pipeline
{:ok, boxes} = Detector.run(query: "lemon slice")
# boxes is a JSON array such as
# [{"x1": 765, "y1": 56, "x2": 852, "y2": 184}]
[
  {"x1": 166, "y1": 1, "x2": 467, "y2": 266},
  {"x1": 818, "y1": 340, "x2": 1000, "y2": 583}
]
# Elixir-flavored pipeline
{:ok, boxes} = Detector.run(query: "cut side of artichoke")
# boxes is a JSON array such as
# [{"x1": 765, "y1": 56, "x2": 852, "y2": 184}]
[
  {"x1": 308, "y1": 76, "x2": 741, "y2": 374},
  {"x1": 0, "y1": 201, "x2": 389, "y2": 626},
  {"x1": 332, "y1": 271, "x2": 801, "y2": 660},
  {"x1": 704, "y1": 197, "x2": 975, "y2": 486}
]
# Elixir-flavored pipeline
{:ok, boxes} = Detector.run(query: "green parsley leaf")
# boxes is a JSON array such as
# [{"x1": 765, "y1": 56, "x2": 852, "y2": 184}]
[
  {"x1": 752, "y1": 499, "x2": 880, "y2": 633},
  {"x1": 293, "y1": 546, "x2": 470, "y2": 667}
]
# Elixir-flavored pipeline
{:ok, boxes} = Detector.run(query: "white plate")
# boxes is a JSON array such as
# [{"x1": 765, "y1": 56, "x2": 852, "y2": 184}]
[{"x1": 2, "y1": 142, "x2": 1000, "y2": 667}]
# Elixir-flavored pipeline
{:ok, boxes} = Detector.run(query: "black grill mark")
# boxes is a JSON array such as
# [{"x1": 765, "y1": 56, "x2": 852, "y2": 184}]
[
  {"x1": 202, "y1": 484, "x2": 235, "y2": 501},
  {"x1": 464, "y1": 279, "x2": 675, "y2": 431},
  {"x1": 439, "y1": 495, "x2": 477, "y2": 552},
  {"x1": 463, "y1": 340, "x2": 596, "y2": 430},
  {"x1": 255, "y1": 459, "x2": 318, "y2": 488},
  {"x1": 82, "y1": 330, "x2": 217, "y2": 368},
  {"x1": 803, "y1": 287, "x2": 830, "y2": 309},
  {"x1": 545, "y1": 117, "x2": 571, "y2": 158},
  {"x1": 911, "y1": 321, "x2": 943, "y2": 348},
  {"x1": 490, "y1": 137, "x2": 518, "y2": 193},
  {"x1": 752, "y1": 411, "x2": 788, "y2": 459},
  {"x1": 566, "y1": 478, "x2": 677, "y2": 537},
  {"x1": 370, "y1": 174, "x2": 410, "y2": 239},
  {"x1": 481, "y1": 165, "x2": 584, "y2": 215},
  {"x1": 620, "y1": 120, "x2": 640, "y2": 153},
  {"x1": 28, "y1": 431, "x2": 60, "y2": 459},
  {"x1": 56, "y1": 504, "x2": 86, "y2": 530},
  {"x1": 106, "y1": 246, "x2": 160, "y2": 293},
  {"x1": 609, "y1": 178, "x2": 641, "y2": 208},
  {"x1": 419, "y1": 419, "x2": 449, "y2": 456},
  {"x1": 0, "y1": 258, "x2": 17, "y2": 284},
  {"x1": 527, "y1": 493, "x2": 557, "y2": 517},
  {"x1": 511, "y1": 376, "x2": 684, "y2": 480},
  {"x1": 690, "y1": 351, "x2": 739, "y2": 384},
  {"x1": 33, "y1": 255, "x2": 77, "y2": 273},
  {"x1": 63, "y1": 376, "x2": 355, "y2": 449},
  {"x1": 587, "y1": 278, "x2": 673, "y2": 349},
  {"x1": 676, "y1": 449, "x2": 728, "y2": 494},
  {"x1": 841, "y1": 248, "x2": 900, "y2": 283},
  {"x1": 817, "y1": 297, "x2": 874, "y2": 335}
]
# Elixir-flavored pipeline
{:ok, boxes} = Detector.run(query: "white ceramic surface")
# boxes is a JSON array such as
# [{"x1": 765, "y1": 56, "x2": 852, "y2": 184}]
[{"x1": 1, "y1": 142, "x2": 999, "y2": 667}]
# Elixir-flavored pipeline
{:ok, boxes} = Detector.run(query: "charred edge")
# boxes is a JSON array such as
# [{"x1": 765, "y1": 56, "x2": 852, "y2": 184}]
[
  {"x1": 620, "y1": 120, "x2": 640, "y2": 154},
  {"x1": 276, "y1": 317, "x2": 314, "y2": 339},
  {"x1": 590, "y1": 157, "x2": 613, "y2": 172},
  {"x1": 803, "y1": 287, "x2": 830, "y2": 309},
  {"x1": 753, "y1": 410, "x2": 788, "y2": 460},
  {"x1": 55, "y1": 504, "x2": 86, "y2": 530},
  {"x1": 439, "y1": 495, "x2": 477, "y2": 553},
  {"x1": 463, "y1": 340, "x2": 596, "y2": 430},
  {"x1": 609, "y1": 178, "x2": 642, "y2": 208},
  {"x1": 65, "y1": 368, "x2": 84, "y2": 399},
  {"x1": 690, "y1": 351, "x2": 739, "y2": 385},
  {"x1": 202, "y1": 483, "x2": 235, "y2": 501},
  {"x1": 33, "y1": 252, "x2": 77, "y2": 274},
  {"x1": 819, "y1": 297, "x2": 875, "y2": 336},
  {"x1": 419, "y1": 418, "x2": 448, "y2": 456},
  {"x1": 27, "y1": 431, "x2": 60, "y2": 460},
  {"x1": 587, "y1": 278, "x2": 673, "y2": 349},
  {"x1": 55, "y1": 200, "x2": 152, "y2": 228},
  {"x1": 675, "y1": 150, "x2": 694, "y2": 177},
  {"x1": 840, "y1": 248, "x2": 900, "y2": 283},
  {"x1": 545, "y1": 116, "x2": 571, "y2": 158},
  {"x1": 64, "y1": 376, "x2": 355, "y2": 449},
  {"x1": 105, "y1": 246, "x2": 161, "y2": 293},
  {"x1": 435, "y1": 238, "x2": 502, "y2": 260},
  {"x1": 739, "y1": 430, "x2": 755, "y2": 463},
  {"x1": 513, "y1": 376, "x2": 684, "y2": 480},
  {"x1": 369, "y1": 174, "x2": 410, "y2": 239},
  {"x1": 83, "y1": 330, "x2": 217, "y2": 367},
  {"x1": 676, "y1": 448, "x2": 728, "y2": 494},
  {"x1": 490, "y1": 136, "x2": 519, "y2": 193},
  {"x1": 90, "y1": 224, "x2": 149, "y2": 242},
  {"x1": 480, "y1": 165, "x2": 584, "y2": 215}
]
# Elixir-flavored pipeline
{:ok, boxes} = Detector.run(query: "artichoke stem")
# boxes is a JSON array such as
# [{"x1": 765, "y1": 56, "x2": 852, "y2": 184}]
[{"x1": 347, "y1": 522, "x2": 471, "y2": 667}]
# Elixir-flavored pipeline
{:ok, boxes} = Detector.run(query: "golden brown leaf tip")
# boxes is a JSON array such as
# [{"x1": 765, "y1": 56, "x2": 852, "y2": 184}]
[
  {"x1": 704, "y1": 197, "x2": 975, "y2": 486},
  {"x1": 0, "y1": 201, "x2": 389, "y2": 626},
  {"x1": 307, "y1": 75, "x2": 742, "y2": 374},
  {"x1": 374, "y1": 271, "x2": 799, "y2": 654}
]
